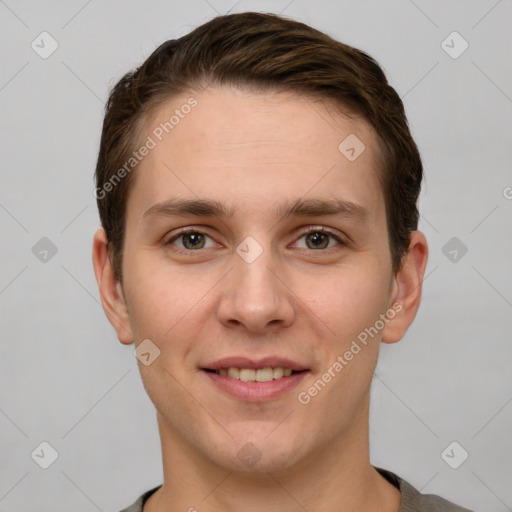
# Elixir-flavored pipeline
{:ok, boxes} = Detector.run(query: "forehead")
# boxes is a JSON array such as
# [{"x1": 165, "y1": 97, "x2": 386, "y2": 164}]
[{"x1": 129, "y1": 86, "x2": 384, "y2": 223}]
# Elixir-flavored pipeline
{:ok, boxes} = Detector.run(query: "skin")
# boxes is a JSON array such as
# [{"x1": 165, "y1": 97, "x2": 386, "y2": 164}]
[{"x1": 93, "y1": 86, "x2": 428, "y2": 511}]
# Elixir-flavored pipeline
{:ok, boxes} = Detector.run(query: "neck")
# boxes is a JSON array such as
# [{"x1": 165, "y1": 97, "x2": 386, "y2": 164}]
[{"x1": 145, "y1": 399, "x2": 401, "y2": 512}]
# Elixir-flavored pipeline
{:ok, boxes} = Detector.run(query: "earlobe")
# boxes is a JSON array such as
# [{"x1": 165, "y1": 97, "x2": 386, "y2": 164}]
[
  {"x1": 92, "y1": 228, "x2": 134, "y2": 345},
  {"x1": 381, "y1": 231, "x2": 429, "y2": 344}
]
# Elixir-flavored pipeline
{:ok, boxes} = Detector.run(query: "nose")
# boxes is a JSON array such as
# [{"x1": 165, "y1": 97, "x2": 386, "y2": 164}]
[{"x1": 216, "y1": 238, "x2": 295, "y2": 335}]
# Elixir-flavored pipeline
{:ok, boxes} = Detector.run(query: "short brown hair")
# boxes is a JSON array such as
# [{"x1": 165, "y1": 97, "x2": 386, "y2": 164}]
[{"x1": 95, "y1": 11, "x2": 423, "y2": 282}]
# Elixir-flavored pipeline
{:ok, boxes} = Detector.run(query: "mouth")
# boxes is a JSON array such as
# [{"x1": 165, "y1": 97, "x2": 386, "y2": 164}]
[{"x1": 201, "y1": 358, "x2": 309, "y2": 402}]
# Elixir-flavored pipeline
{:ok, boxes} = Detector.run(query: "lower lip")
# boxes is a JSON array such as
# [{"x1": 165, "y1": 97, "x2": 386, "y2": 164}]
[{"x1": 203, "y1": 370, "x2": 309, "y2": 402}]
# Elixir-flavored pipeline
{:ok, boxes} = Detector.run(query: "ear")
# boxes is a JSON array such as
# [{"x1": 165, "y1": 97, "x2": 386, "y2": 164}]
[
  {"x1": 92, "y1": 228, "x2": 133, "y2": 344},
  {"x1": 381, "y1": 230, "x2": 429, "y2": 344}
]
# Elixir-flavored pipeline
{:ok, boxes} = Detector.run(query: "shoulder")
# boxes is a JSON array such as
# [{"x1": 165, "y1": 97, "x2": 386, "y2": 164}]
[
  {"x1": 374, "y1": 466, "x2": 475, "y2": 512},
  {"x1": 118, "y1": 472, "x2": 475, "y2": 512},
  {"x1": 118, "y1": 485, "x2": 162, "y2": 512}
]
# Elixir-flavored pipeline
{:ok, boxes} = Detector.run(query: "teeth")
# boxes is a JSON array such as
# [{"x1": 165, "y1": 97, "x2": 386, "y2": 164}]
[
  {"x1": 215, "y1": 366, "x2": 296, "y2": 382},
  {"x1": 255, "y1": 368, "x2": 274, "y2": 382},
  {"x1": 228, "y1": 367, "x2": 239, "y2": 379},
  {"x1": 273, "y1": 367, "x2": 284, "y2": 379},
  {"x1": 239, "y1": 369, "x2": 256, "y2": 382}
]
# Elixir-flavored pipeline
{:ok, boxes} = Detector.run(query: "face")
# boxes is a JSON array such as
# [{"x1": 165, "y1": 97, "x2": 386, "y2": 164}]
[{"x1": 99, "y1": 86, "x2": 412, "y2": 473}]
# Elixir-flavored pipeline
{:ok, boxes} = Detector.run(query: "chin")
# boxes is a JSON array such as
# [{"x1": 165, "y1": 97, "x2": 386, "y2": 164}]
[{"x1": 203, "y1": 428, "x2": 309, "y2": 474}]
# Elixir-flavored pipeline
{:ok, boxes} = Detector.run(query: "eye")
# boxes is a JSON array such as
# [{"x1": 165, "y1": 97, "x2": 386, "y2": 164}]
[
  {"x1": 165, "y1": 226, "x2": 345, "y2": 253},
  {"x1": 293, "y1": 227, "x2": 344, "y2": 250},
  {"x1": 166, "y1": 229, "x2": 216, "y2": 251}
]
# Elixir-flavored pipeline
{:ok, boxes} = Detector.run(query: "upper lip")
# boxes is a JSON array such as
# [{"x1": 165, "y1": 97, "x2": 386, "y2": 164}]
[{"x1": 203, "y1": 356, "x2": 308, "y2": 371}]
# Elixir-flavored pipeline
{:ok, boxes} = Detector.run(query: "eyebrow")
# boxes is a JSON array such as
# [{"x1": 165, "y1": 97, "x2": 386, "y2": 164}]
[{"x1": 142, "y1": 197, "x2": 369, "y2": 223}]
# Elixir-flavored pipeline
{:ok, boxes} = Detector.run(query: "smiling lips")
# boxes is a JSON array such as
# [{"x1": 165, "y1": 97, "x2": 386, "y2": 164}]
[{"x1": 203, "y1": 357, "x2": 309, "y2": 401}]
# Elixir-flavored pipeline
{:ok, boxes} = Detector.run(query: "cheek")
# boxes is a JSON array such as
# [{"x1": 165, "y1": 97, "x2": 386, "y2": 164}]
[
  {"x1": 123, "y1": 252, "x2": 217, "y2": 353},
  {"x1": 297, "y1": 267, "x2": 387, "y2": 414},
  {"x1": 122, "y1": 251, "x2": 179, "y2": 338},
  {"x1": 128, "y1": 280, "x2": 190, "y2": 344},
  {"x1": 305, "y1": 263, "x2": 390, "y2": 345}
]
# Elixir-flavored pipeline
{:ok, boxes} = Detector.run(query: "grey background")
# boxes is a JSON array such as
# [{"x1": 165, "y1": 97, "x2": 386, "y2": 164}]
[{"x1": 0, "y1": 0, "x2": 511, "y2": 510}]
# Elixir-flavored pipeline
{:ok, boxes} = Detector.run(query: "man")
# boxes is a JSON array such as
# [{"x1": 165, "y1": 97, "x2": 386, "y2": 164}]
[{"x1": 92, "y1": 11, "x2": 473, "y2": 512}]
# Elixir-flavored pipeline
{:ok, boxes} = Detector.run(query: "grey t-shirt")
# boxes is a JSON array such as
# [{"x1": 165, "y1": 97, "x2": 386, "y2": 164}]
[{"x1": 119, "y1": 466, "x2": 474, "y2": 512}]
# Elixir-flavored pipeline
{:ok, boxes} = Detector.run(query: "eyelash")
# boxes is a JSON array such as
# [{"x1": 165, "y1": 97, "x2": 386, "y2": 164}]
[{"x1": 165, "y1": 226, "x2": 346, "y2": 253}]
